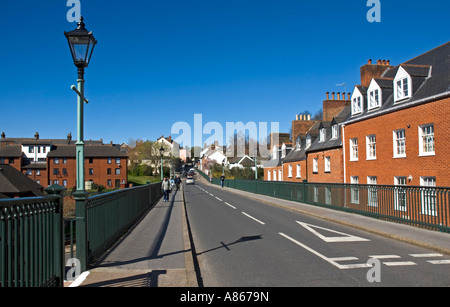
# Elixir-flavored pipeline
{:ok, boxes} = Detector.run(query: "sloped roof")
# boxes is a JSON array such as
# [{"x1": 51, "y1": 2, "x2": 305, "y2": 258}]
[
  {"x1": 47, "y1": 145, "x2": 128, "y2": 158},
  {"x1": 346, "y1": 41, "x2": 450, "y2": 124},
  {"x1": 0, "y1": 145, "x2": 22, "y2": 158},
  {"x1": 0, "y1": 164, "x2": 44, "y2": 195}
]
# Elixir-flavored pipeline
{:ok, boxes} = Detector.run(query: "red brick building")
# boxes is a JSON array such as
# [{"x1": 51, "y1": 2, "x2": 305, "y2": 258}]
[
  {"x1": 343, "y1": 41, "x2": 450, "y2": 188},
  {"x1": 47, "y1": 145, "x2": 128, "y2": 189},
  {"x1": 0, "y1": 133, "x2": 128, "y2": 190}
]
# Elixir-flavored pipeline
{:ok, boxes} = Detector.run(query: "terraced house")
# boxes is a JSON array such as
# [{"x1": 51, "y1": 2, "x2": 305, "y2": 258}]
[{"x1": 343, "y1": 41, "x2": 450, "y2": 189}]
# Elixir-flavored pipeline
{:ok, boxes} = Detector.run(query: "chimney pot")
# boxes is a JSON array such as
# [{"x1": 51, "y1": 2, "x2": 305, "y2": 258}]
[
  {"x1": 348, "y1": 93, "x2": 351, "y2": 100},
  {"x1": 387, "y1": 60, "x2": 390, "y2": 66},
  {"x1": 34, "y1": 132, "x2": 39, "y2": 140},
  {"x1": 1, "y1": 132, "x2": 5, "y2": 139},
  {"x1": 307, "y1": 115, "x2": 311, "y2": 121},
  {"x1": 326, "y1": 92, "x2": 330, "y2": 100},
  {"x1": 337, "y1": 92, "x2": 341, "y2": 100},
  {"x1": 377, "y1": 59, "x2": 382, "y2": 65},
  {"x1": 368, "y1": 59, "x2": 372, "y2": 65},
  {"x1": 296, "y1": 114, "x2": 299, "y2": 120}
]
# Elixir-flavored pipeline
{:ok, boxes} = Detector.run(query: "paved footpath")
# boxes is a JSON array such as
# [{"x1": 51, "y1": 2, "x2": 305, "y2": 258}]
[{"x1": 73, "y1": 186, "x2": 198, "y2": 287}]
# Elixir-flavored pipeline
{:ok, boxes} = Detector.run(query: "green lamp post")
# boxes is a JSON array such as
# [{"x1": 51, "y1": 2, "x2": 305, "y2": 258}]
[
  {"x1": 64, "y1": 16, "x2": 97, "y2": 194},
  {"x1": 160, "y1": 146, "x2": 165, "y2": 181},
  {"x1": 65, "y1": 16, "x2": 97, "y2": 272}
]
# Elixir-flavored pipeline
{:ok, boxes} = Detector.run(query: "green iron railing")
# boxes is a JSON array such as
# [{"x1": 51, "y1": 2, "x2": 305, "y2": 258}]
[
  {"x1": 82, "y1": 183, "x2": 162, "y2": 266},
  {"x1": 197, "y1": 169, "x2": 450, "y2": 233},
  {"x1": 0, "y1": 196, "x2": 64, "y2": 287}
]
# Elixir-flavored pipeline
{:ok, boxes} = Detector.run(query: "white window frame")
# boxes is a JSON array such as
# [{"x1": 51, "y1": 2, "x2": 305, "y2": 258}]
[
  {"x1": 319, "y1": 128, "x2": 325, "y2": 142},
  {"x1": 267, "y1": 170, "x2": 271, "y2": 181},
  {"x1": 366, "y1": 135, "x2": 377, "y2": 160},
  {"x1": 350, "y1": 176, "x2": 359, "y2": 204},
  {"x1": 367, "y1": 176, "x2": 378, "y2": 207},
  {"x1": 394, "y1": 176, "x2": 407, "y2": 212},
  {"x1": 278, "y1": 169, "x2": 282, "y2": 182},
  {"x1": 394, "y1": 67, "x2": 412, "y2": 103},
  {"x1": 350, "y1": 138, "x2": 358, "y2": 161},
  {"x1": 296, "y1": 164, "x2": 301, "y2": 178},
  {"x1": 351, "y1": 89, "x2": 363, "y2": 116},
  {"x1": 368, "y1": 89, "x2": 380, "y2": 110},
  {"x1": 288, "y1": 165, "x2": 293, "y2": 178},
  {"x1": 324, "y1": 156, "x2": 331, "y2": 172},
  {"x1": 418, "y1": 124, "x2": 435, "y2": 156},
  {"x1": 273, "y1": 170, "x2": 277, "y2": 181},
  {"x1": 313, "y1": 158, "x2": 318, "y2": 173},
  {"x1": 420, "y1": 177, "x2": 437, "y2": 216},
  {"x1": 393, "y1": 129, "x2": 406, "y2": 158},
  {"x1": 331, "y1": 125, "x2": 338, "y2": 139}
]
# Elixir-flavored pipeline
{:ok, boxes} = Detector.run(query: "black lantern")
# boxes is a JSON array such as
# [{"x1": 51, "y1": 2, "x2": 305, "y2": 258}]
[
  {"x1": 64, "y1": 17, "x2": 97, "y2": 70},
  {"x1": 159, "y1": 147, "x2": 165, "y2": 156}
]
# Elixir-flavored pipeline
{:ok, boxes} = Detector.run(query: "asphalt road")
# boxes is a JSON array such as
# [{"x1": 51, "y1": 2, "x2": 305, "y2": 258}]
[{"x1": 184, "y1": 180, "x2": 450, "y2": 287}]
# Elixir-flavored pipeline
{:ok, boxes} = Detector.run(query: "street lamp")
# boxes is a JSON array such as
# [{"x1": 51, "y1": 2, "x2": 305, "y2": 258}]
[
  {"x1": 159, "y1": 146, "x2": 165, "y2": 181},
  {"x1": 64, "y1": 16, "x2": 97, "y2": 194},
  {"x1": 64, "y1": 16, "x2": 97, "y2": 273}
]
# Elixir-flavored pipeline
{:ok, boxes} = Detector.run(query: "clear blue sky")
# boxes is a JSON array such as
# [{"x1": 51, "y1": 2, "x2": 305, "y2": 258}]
[{"x1": 0, "y1": 0, "x2": 449, "y2": 147}]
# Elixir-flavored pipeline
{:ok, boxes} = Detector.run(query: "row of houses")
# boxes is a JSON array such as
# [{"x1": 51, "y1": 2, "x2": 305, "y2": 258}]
[
  {"x1": 0, "y1": 132, "x2": 128, "y2": 193},
  {"x1": 263, "y1": 41, "x2": 450, "y2": 190}
]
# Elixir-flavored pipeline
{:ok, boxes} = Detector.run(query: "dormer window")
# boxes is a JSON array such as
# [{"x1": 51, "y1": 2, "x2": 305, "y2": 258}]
[
  {"x1": 396, "y1": 78, "x2": 409, "y2": 100},
  {"x1": 295, "y1": 137, "x2": 301, "y2": 150},
  {"x1": 394, "y1": 66, "x2": 412, "y2": 103},
  {"x1": 332, "y1": 125, "x2": 338, "y2": 139},
  {"x1": 319, "y1": 128, "x2": 325, "y2": 142},
  {"x1": 306, "y1": 136, "x2": 311, "y2": 148},
  {"x1": 369, "y1": 89, "x2": 380, "y2": 109},
  {"x1": 352, "y1": 96, "x2": 362, "y2": 114},
  {"x1": 351, "y1": 86, "x2": 364, "y2": 116}
]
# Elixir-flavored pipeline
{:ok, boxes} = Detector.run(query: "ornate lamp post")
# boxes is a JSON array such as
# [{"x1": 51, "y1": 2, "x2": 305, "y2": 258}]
[
  {"x1": 64, "y1": 16, "x2": 97, "y2": 272},
  {"x1": 64, "y1": 16, "x2": 97, "y2": 194},
  {"x1": 159, "y1": 146, "x2": 165, "y2": 181}
]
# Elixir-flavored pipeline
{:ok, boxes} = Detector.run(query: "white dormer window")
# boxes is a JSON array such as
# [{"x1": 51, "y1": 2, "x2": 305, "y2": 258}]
[
  {"x1": 351, "y1": 87, "x2": 363, "y2": 116},
  {"x1": 306, "y1": 136, "x2": 311, "y2": 148},
  {"x1": 281, "y1": 144, "x2": 286, "y2": 158},
  {"x1": 369, "y1": 89, "x2": 380, "y2": 109},
  {"x1": 295, "y1": 138, "x2": 301, "y2": 151},
  {"x1": 368, "y1": 79, "x2": 382, "y2": 110},
  {"x1": 319, "y1": 128, "x2": 325, "y2": 142},
  {"x1": 394, "y1": 66, "x2": 412, "y2": 102},
  {"x1": 331, "y1": 125, "x2": 338, "y2": 139},
  {"x1": 272, "y1": 146, "x2": 277, "y2": 159}
]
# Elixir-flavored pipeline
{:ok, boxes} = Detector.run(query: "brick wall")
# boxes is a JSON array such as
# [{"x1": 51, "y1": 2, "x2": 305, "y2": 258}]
[{"x1": 306, "y1": 148, "x2": 344, "y2": 183}]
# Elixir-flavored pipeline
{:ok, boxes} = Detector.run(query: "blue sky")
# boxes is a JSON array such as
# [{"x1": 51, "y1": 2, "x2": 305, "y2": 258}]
[{"x1": 0, "y1": 0, "x2": 449, "y2": 147}]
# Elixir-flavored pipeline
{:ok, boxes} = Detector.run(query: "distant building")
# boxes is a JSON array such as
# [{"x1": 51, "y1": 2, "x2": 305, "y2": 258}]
[{"x1": 0, "y1": 132, "x2": 128, "y2": 190}]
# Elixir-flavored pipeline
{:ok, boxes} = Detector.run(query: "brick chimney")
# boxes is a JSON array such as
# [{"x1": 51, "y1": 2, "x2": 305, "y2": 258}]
[
  {"x1": 34, "y1": 132, "x2": 39, "y2": 140},
  {"x1": 360, "y1": 59, "x2": 393, "y2": 87}
]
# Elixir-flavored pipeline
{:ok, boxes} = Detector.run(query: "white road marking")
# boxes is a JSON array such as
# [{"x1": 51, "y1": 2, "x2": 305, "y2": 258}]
[
  {"x1": 242, "y1": 212, "x2": 265, "y2": 225},
  {"x1": 296, "y1": 221, "x2": 370, "y2": 243},
  {"x1": 224, "y1": 202, "x2": 237, "y2": 209},
  {"x1": 215, "y1": 197, "x2": 222, "y2": 201},
  {"x1": 409, "y1": 253, "x2": 443, "y2": 258},
  {"x1": 369, "y1": 255, "x2": 401, "y2": 259},
  {"x1": 427, "y1": 260, "x2": 450, "y2": 265},
  {"x1": 279, "y1": 233, "x2": 370, "y2": 270},
  {"x1": 383, "y1": 261, "x2": 417, "y2": 266}
]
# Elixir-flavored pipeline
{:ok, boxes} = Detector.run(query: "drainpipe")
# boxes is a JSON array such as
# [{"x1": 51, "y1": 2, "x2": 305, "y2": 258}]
[{"x1": 342, "y1": 124, "x2": 346, "y2": 184}]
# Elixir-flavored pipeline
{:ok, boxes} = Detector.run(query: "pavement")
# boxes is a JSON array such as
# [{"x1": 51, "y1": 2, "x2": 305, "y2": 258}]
[
  {"x1": 69, "y1": 174, "x2": 450, "y2": 287},
  {"x1": 70, "y1": 185, "x2": 198, "y2": 287}
]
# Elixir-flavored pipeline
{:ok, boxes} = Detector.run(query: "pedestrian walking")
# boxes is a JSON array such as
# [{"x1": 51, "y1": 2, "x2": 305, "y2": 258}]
[
  {"x1": 220, "y1": 175, "x2": 225, "y2": 188},
  {"x1": 175, "y1": 176, "x2": 181, "y2": 190},
  {"x1": 161, "y1": 177, "x2": 171, "y2": 202}
]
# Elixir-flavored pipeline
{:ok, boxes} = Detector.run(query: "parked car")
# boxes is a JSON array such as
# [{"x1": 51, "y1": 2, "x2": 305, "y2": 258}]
[{"x1": 186, "y1": 175, "x2": 194, "y2": 185}]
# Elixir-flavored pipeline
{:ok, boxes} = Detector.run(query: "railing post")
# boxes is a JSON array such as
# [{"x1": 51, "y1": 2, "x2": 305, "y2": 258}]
[
  {"x1": 44, "y1": 184, "x2": 66, "y2": 287},
  {"x1": 74, "y1": 191, "x2": 89, "y2": 272},
  {"x1": 302, "y1": 180, "x2": 308, "y2": 203}
]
